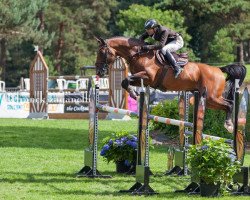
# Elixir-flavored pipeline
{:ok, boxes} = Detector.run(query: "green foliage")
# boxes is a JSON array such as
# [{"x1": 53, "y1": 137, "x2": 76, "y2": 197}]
[
  {"x1": 117, "y1": 4, "x2": 186, "y2": 37},
  {"x1": 203, "y1": 108, "x2": 230, "y2": 138},
  {"x1": 0, "y1": 0, "x2": 52, "y2": 49},
  {"x1": 150, "y1": 98, "x2": 179, "y2": 136},
  {"x1": 44, "y1": 55, "x2": 57, "y2": 76},
  {"x1": 208, "y1": 29, "x2": 235, "y2": 64},
  {"x1": 116, "y1": 4, "x2": 197, "y2": 60},
  {"x1": 100, "y1": 131, "x2": 137, "y2": 164},
  {"x1": 187, "y1": 139, "x2": 241, "y2": 187},
  {"x1": 4, "y1": 40, "x2": 36, "y2": 86},
  {"x1": 0, "y1": 0, "x2": 48, "y2": 31},
  {"x1": 43, "y1": 0, "x2": 117, "y2": 75},
  {"x1": 0, "y1": 0, "x2": 51, "y2": 83},
  {"x1": 244, "y1": 64, "x2": 250, "y2": 83},
  {"x1": 158, "y1": 0, "x2": 250, "y2": 61},
  {"x1": 150, "y1": 98, "x2": 230, "y2": 138}
]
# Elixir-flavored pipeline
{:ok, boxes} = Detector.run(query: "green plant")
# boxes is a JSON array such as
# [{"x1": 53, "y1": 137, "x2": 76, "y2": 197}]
[
  {"x1": 150, "y1": 98, "x2": 179, "y2": 136},
  {"x1": 100, "y1": 131, "x2": 137, "y2": 166},
  {"x1": 203, "y1": 109, "x2": 229, "y2": 138},
  {"x1": 150, "y1": 98, "x2": 231, "y2": 139},
  {"x1": 187, "y1": 139, "x2": 241, "y2": 186}
]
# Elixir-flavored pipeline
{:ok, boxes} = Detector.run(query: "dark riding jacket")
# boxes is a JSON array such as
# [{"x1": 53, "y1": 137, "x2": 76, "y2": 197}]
[{"x1": 139, "y1": 25, "x2": 178, "y2": 50}]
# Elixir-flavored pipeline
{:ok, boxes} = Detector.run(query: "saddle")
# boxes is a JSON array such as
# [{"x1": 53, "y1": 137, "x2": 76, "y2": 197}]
[{"x1": 156, "y1": 50, "x2": 188, "y2": 67}]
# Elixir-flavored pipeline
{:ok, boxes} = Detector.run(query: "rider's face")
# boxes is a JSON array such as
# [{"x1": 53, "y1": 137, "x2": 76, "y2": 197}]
[{"x1": 146, "y1": 28, "x2": 155, "y2": 36}]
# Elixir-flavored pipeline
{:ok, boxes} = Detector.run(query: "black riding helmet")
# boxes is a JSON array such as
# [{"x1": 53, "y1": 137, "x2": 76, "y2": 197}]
[{"x1": 144, "y1": 19, "x2": 158, "y2": 30}]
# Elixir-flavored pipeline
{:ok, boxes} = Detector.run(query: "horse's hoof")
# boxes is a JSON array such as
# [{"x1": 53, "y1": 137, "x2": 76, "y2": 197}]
[{"x1": 224, "y1": 122, "x2": 234, "y2": 133}]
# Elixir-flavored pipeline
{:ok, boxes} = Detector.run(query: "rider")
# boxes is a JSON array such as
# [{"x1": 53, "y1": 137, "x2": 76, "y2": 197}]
[{"x1": 139, "y1": 19, "x2": 184, "y2": 78}]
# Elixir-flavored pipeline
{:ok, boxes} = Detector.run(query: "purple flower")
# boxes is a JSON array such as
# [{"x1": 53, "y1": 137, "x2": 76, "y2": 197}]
[
  {"x1": 132, "y1": 135, "x2": 138, "y2": 142},
  {"x1": 108, "y1": 139, "x2": 113, "y2": 145},
  {"x1": 130, "y1": 141, "x2": 137, "y2": 148},
  {"x1": 121, "y1": 137, "x2": 127, "y2": 142},
  {"x1": 126, "y1": 140, "x2": 137, "y2": 148},
  {"x1": 100, "y1": 144, "x2": 110, "y2": 156},
  {"x1": 100, "y1": 149, "x2": 106, "y2": 156},
  {"x1": 103, "y1": 144, "x2": 110, "y2": 151},
  {"x1": 115, "y1": 140, "x2": 122, "y2": 146}
]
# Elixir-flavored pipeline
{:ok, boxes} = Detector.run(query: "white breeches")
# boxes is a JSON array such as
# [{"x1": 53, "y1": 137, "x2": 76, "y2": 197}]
[{"x1": 161, "y1": 35, "x2": 184, "y2": 53}]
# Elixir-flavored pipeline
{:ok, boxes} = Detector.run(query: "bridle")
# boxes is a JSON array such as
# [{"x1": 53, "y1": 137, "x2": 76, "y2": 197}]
[
  {"x1": 95, "y1": 39, "x2": 146, "y2": 75},
  {"x1": 95, "y1": 43, "x2": 115, "y2": 76}
]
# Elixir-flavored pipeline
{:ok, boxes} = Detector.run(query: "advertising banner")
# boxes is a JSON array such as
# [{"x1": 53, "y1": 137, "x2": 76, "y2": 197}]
[
  {"x1": 0, "y1": 92, "x2": 30, "y2": 118},
  {"x1": 64, "y1": 93, "x2": 89, "y2": 113}
]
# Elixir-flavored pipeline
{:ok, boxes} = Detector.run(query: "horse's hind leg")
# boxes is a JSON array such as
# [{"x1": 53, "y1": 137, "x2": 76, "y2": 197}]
[{"x1": 207, "y1": 96, "x2": 234, "y2": 133}]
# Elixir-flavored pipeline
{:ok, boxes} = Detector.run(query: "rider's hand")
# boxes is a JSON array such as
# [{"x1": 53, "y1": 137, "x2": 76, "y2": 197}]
[{"x1": 141, "y1": 45, "x2": 149, "y2": 51}]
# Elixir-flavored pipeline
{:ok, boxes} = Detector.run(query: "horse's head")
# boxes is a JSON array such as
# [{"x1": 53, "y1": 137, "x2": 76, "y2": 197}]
[{"x1": 95, "y1": 37, "x2": 116, "y2": 77}]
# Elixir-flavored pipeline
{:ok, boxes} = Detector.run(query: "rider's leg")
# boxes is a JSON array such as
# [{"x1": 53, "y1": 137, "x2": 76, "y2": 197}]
[
  {"x1": 164, "y1": 50, "x2": 183, "y2": 78},
  {"x1": 161, "y1": 36, "x2": 184, "y2": 78}
]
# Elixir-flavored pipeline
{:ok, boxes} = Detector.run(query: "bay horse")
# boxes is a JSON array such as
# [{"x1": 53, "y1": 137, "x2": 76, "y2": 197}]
[{"x1": 94, "y1": 36, "x2": 246, "y2": 133}]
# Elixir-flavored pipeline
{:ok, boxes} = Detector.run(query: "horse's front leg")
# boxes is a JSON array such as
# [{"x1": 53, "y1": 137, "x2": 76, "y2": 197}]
[
  {"x1": 121, "y1": 77, "x2": 139, "y2": 100},
  {"x1": 121, "y1": 71, "x2": 149, "y2": 100}
]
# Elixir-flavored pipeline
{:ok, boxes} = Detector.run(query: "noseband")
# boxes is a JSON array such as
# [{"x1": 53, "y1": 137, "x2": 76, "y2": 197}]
[{"x1": 95, "y1": 44, "x2": 115, "y2": 75}]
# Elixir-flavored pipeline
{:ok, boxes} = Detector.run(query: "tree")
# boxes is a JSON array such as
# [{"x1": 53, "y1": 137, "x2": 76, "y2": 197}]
[
  {"x1": 156, "y1": 0, "x2": 250, "y2": 63},
  {"x1": 227, "y1": 13, "x2": 250, "y2": 64},
  {"x1": 44, "y1": 0, "x2": 117, "y2": 75},
  {"x1": 208, "y1": 29, "x2": 235, "y2": 64},
  {"x1": 0, "y1": 0, "x2": 50, "y2": 84},
  {"x1": 116, "y1": 4, "x2": 196, "y2": 59}
]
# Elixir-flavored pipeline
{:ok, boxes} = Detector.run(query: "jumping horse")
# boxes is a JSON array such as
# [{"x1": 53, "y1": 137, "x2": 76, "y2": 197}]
[{"x1": 94, "y1": 36, "x2": 246, "y2": 133}]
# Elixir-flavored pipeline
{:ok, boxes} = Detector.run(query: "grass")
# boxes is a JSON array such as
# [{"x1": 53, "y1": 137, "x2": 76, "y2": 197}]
[{"x1": 0, "y1": 119, "x2": 250, "y2": 200}]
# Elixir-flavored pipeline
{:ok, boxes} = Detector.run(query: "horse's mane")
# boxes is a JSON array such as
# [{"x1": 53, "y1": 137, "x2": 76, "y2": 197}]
[{"x1": 107, "y1": 36, "x2": 144, "y2": 47}]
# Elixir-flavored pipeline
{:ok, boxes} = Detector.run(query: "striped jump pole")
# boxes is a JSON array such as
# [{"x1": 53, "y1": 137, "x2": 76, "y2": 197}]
[
  {"x1": 185, "y1": 130, "x2": 234, "y2": 146},
  {"x1": 97, "y1": 104, "x2": 193, "y2": 128}
]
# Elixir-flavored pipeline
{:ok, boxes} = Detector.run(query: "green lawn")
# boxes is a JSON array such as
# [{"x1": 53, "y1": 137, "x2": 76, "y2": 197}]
[{"x1": 0, "y1": 119, "x2": 249, "y2": 200}]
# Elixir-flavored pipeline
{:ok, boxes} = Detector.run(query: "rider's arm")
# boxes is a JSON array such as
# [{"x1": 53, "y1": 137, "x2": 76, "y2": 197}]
[
  {"x1": 159, "y1": 29, "x2": 169, "y2": 46},
  {"x1": 141, "y1": 29, "x2": 169, "y2": 50},
  {"x1": 141, "y1": 44, "x2": 162, "y2": 50},
  {"x1": 139, "y1": 32, "x2": 149, "y2": 41}
]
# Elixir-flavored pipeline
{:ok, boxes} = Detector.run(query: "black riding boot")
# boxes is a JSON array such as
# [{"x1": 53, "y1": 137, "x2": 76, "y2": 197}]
[{"x1": 164, "y1": 51, "x2": 183, "y2": 78}]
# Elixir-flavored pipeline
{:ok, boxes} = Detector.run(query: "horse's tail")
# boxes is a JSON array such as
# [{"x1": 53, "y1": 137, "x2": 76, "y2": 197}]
[{"x1": 220, "y1": 63, "x2": 247, "y2": 100}]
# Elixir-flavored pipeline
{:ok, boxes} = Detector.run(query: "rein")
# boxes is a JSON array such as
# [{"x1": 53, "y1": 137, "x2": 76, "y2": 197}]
[
  {"x1": 127, "y1": 48, "x2": 148, "y2": 65},
  {"x1": 95, "y1": 44, "x2": 113, "y2": 72}
]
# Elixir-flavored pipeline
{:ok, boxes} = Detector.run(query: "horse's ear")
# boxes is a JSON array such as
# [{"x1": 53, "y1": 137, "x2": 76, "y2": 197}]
[{"x1": 94, "y1": 36, "x2": 106, "y2": 45}]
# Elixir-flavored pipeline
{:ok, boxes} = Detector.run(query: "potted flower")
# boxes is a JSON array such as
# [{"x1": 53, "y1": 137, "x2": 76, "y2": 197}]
[
  {"x1": 187, "y1": 139, "x2": 241, "y2": 197},
  {"x1": 100, "y1": 131, "x2": 137, "y2": 173}
]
